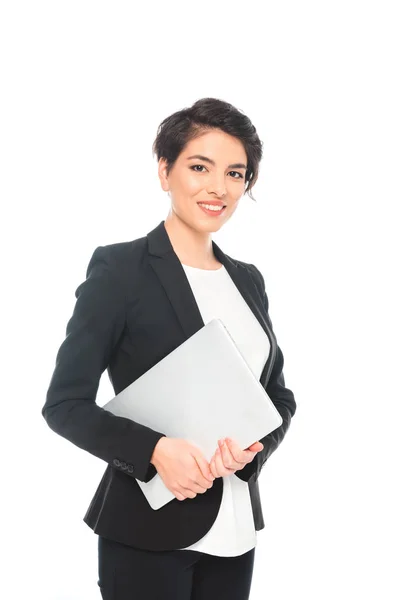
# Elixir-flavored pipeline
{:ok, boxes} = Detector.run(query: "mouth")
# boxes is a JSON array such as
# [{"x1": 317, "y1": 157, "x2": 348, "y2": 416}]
[{"x1": 197, "y1": 202, "x2": 227, "y2": 217}]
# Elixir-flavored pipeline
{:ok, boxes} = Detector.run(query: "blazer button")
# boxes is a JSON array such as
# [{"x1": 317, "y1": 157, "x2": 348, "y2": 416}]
[
  {"x1": 113, "y1": 458, "x2": 121, "y2": 467},
  {"x1": 120, "y1": 462, "x2": 127, "y2": 470},
  {"x1": 127, "y1": 465, "x2": 134, "y2": 473}
]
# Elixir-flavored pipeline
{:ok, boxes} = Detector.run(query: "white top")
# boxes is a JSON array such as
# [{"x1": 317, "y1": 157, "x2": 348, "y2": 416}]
[{"x1": 178, "y1": 262, "x2": 271, "y2": 557}]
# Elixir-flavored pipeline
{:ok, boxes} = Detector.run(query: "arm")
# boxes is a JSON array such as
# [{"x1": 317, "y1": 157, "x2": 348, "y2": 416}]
[
  {"x1": 42, "y1": 245, "x2": 166, "y2": 483},
  {"x1": 234, "y1": 264, "x2": 297, "y2": 483}
]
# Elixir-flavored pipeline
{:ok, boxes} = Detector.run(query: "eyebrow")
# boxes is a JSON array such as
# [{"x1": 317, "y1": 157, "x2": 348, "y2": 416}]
[{"x1": 186, "y1": 154, "x2": 247, "y2": 170}]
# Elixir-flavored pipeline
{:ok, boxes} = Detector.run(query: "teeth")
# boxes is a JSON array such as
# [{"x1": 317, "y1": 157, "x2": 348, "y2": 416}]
[{"x1": 199, "y1": 203, "x2": 224, "y2": 211}]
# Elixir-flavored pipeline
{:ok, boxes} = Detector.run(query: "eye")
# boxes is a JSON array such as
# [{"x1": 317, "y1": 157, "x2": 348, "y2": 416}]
[{"x1": 190, "y1": 165, "x2": 244, "y2": 179}]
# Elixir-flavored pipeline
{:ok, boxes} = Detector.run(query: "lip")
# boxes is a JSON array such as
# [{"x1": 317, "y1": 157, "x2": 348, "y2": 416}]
[
  {"x1": 197, "y1": 201, "x2": 227, "y2": 207},
  {"x1": 197, "y1": 202, "x2": 227, "y2": 217}
]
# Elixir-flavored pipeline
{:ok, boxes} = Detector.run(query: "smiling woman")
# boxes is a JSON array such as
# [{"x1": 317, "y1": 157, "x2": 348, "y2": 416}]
[
  {"x1": 158, "y1": 127, "x2": 249, "y2": 231},
  {"x1": 152, "y1": 98, "x2": 263, "y2": 255},
  {"x1": 42, "y1": 97, "x2": 296, "y2": 600}
]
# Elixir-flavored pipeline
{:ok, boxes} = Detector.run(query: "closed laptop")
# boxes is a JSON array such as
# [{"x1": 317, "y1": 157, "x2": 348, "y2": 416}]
[{"x1": 103, "y1": 318, "x2": 282, "y2": 509}]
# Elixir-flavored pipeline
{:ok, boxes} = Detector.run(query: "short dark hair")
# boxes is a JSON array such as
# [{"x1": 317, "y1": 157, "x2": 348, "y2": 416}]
[{"x1": 152, "y1": 97, "x2": 263, "y2": 202}]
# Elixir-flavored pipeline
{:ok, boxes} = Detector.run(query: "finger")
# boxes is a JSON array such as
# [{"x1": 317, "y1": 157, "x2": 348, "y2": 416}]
[
  {"x1": 209, "y1": 456, "x2": 219, "y2": 478},
  {"x1": 247, "y1": 441, "x2": 264, "y2": 452},
  {"x1": 225, "y1": 438, "x2": 250, "y2": 466},
  {"x1": 215, "y1": 446, "x2": 231, "y2": 476},
  {"x1": 221, "y1": 438, "x2": 247, "y2": 469},
  {"x1": 226, "y1": 437, "x2": 259, "y2": 466},
  {"x1": 193, "y1": 452, "x2": 215, "y2": 482},
  {"x1": 210, "y1": 450, "x2": 222, "y2": 477},
  {"x1": 218, "y1": 440, "x2": 237, "y2": 473},
  {"x1": 179, "y1": 486, "x2": 197, "y2": 499}
]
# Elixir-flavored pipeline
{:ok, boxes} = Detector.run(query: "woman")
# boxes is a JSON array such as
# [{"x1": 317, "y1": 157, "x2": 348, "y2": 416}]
[{"x1": 42, "y1": 97, "x2": 296, "y2": 600}]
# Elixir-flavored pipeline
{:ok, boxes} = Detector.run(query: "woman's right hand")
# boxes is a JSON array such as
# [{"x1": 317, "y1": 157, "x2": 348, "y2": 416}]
[{"x1": 150, "y1": 437, "x2": 215, "y2": 501}]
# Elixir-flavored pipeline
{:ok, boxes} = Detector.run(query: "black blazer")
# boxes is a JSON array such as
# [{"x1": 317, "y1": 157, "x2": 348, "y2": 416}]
[{"x1": 42, "y1": 219, "x2": 296, "y2": 552}]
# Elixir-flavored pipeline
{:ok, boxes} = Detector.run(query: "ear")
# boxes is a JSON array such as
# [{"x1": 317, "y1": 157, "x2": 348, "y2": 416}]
[{"x1": 158, "y1": 158, "x2": 170, "y2": 193}]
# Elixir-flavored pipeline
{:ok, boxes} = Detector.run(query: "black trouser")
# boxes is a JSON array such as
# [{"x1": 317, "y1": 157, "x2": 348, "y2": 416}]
[{"x1": 97, "y1": 534, "x2": 255, "y2": 599}]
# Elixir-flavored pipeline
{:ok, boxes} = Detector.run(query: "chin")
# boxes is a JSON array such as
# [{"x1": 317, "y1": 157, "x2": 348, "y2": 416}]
[{"x1": 193, "y1": 218, "x2": 225, "y2": 234}]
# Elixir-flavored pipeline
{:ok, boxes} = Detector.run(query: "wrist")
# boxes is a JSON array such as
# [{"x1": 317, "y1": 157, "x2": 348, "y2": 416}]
[{"x1": 150, "y1": 436, "x2": 167, "y2": 466}]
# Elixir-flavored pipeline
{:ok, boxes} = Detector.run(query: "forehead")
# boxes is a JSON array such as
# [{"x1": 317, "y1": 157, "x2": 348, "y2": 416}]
[{"x1": 182, "y1": 129, "x2": 247, "y2": 162}]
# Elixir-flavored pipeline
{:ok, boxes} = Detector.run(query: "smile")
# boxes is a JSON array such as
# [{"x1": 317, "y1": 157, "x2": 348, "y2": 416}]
[{"x1": 197, "y1": 203, "x2": 227, "y2": 216}]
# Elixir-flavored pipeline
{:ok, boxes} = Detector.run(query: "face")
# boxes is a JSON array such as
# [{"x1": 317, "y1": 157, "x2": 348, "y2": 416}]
[{"x1": 158, "y1": 128, "x2": 248, "y2": 233}]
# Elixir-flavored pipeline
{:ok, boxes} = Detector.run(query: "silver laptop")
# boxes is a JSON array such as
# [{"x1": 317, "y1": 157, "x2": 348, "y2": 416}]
[{"x1": 103, "y1": 318, "x2": 282, "y2": 510}]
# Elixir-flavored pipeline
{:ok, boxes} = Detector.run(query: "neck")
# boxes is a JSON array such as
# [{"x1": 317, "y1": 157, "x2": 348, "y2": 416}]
[{"x1": 163, "y1": 211, "x2": 217, "y2": 268}]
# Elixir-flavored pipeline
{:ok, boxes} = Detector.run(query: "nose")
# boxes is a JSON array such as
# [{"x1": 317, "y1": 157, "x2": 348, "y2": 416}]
[{"x1": 206, "y1": 174, "x2": 227, "y2": 198}]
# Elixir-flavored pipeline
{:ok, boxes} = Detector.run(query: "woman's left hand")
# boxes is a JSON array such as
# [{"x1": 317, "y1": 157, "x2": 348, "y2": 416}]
[{"x1": 209, "y1": 438, "x2": 264, "y2": 478}]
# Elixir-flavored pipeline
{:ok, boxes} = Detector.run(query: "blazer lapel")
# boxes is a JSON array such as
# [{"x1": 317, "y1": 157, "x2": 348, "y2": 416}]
[
  {"x1": 147, "y1": 220, "x2": 277, "y2": 385},
  {"x1": 148, "y1": 241, "x2": 204, "y2": 340}
]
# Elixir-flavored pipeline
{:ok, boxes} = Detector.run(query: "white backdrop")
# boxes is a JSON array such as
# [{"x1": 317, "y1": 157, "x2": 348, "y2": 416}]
[{"x1": 1, "y1": 1, "x2": 399, "y2": 598}]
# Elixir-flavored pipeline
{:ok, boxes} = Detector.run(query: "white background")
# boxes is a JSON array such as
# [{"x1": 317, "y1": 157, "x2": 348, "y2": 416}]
[{"x1": 1, "y1": 1, "x2": 399, "y2": 598}]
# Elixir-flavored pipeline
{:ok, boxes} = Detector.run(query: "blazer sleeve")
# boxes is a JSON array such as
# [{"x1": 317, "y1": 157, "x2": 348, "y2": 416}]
[
  {"x1": 42, "y1": 245, "x2": 166, "y2": 483},
  {"x1": 234, "y1": 263, "x2": 297, "y2": 483}
]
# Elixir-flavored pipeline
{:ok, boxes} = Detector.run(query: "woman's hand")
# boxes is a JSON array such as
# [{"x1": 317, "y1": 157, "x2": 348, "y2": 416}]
[{"x1": 209, "y1": 438, "x2": 264, "y2": 478}]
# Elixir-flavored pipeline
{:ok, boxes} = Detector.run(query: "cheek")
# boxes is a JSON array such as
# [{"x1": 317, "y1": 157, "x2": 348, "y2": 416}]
[
  {"x1": 185, "y1": 173, "x2": 204, "y2": 195},
  {"x1": 229, "y1": 180, "x2": 245, "y2": 195},
  {"x1": 172, "y1": 181, "x2": 203, "y2": 206},
  {"x1": 231, "y1": 194, "x2": 243, "y2": 208}
]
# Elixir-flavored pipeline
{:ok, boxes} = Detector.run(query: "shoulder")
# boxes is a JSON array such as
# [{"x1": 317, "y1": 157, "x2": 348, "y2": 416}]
[
  {"x1": 231, "y1": 256, "x2": 265, "y2": 294},
  {"x1": 86, "y1": 234, "x2": 148, "y2": 278}
]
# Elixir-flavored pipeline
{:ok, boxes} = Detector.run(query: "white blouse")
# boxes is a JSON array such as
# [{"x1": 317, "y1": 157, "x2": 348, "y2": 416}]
[{"x1": 177, "y1": 262, "x2": 271, "y2": 557}]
